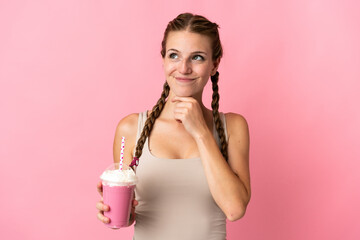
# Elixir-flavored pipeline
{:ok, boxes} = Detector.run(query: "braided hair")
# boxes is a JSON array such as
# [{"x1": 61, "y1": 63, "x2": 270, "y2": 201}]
[
  {"x1": 211, "y1": 71, "x2": 228, "y2": 161},
  {"x1": 134, "y1": 82, "x2": 170, "y2": 160}
]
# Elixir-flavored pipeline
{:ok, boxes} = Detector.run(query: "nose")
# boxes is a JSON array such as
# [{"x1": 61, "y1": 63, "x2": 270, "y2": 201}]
[{"x1": 178, "y1": 59, "x2": 192, "y2": 74}]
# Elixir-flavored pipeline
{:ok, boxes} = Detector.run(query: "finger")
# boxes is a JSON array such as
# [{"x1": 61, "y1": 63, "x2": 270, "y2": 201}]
[
  {"x1": 97, "y1": 212, "x2": 110, "y2": 223},
  {"x1": 97, "y1": 181, "x2": 103, "y2": 196},
  {"x1": 174, "y1": 101, "x2": 192, "y2": 109},
  {"x1": 173, "y1": 112, "x2": 185, "y2": 121},
  {"x1": 130, "y1": 208, "x2": 136, "y2": 221},
  {"x1": 132, "y1": 191, "x2": 137, "y2": 206},
  {"x1": 173, "y1": 107, "x2": 189, "y2": 115},
  {"x1": 172, "y1": 96, "x2": 194, "y2": 102},
  {"x1": 128, "y1": 213, "x2": 135, "y2": 226},
  {"x1": 96, "y1": 201, "x2": 103, "y2": 211},
  {"x1": 133, "y1": 190, "x2": 137, "y2": 204},
  {"x1": 96, "y1": 201, "x2": 109, "y2": 211},
  {"x1": 171, "y1": 96, "x2": 181, "y2": 102},
  {"x1": 97, "y1": 181, "x2": 102, "y2": 190},
  {"x1": 130, "y1": 199, "x2": 137, "y2": 218}
]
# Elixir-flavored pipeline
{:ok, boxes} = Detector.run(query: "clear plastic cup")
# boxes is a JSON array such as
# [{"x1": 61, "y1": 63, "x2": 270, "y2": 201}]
[{"x1": 100, "y1": 163, "x2": 138, "y2": 229}]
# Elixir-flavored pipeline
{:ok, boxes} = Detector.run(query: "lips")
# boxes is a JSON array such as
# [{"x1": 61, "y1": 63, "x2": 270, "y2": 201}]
[{"x1": 175, "y1": 77, "x2": 196, "y2": 82}]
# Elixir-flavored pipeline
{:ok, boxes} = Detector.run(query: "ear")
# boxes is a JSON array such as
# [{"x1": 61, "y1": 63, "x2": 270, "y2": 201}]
[{"x1": 211, "y1": 58, "x2": 221, "y2": 76}]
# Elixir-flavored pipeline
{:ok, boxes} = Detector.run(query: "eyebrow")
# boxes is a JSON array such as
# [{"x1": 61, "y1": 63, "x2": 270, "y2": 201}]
[{"x1": 167, "y1": 49, "x2": 208, "y2": 55}]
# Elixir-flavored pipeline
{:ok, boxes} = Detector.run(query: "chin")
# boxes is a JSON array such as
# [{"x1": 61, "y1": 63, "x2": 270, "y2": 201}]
[
  {"x1": 172, "y1": 90, "x2": 196, "y2": 97},
  {"x1": 167, "y1": 82, "x2": 201, "y2": 97}
]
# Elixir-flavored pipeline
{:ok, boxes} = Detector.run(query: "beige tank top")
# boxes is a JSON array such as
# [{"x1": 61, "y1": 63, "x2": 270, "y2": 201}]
[{"x1": 132, "y1": 110, "x2": 228, "y2": 240}]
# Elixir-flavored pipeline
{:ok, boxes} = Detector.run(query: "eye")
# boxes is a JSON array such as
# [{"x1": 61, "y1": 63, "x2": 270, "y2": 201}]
[
  {"x1": 169, "y1": 53, "x2": 178, "y2": 59},
  {"x1": 192, "y1": 55, "x2": 204, "y2": 61}
]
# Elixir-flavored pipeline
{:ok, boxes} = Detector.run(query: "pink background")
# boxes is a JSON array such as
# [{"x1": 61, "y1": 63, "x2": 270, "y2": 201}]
[{"x1": 1, "y1": 0, "x2": 359, "y2": 239}]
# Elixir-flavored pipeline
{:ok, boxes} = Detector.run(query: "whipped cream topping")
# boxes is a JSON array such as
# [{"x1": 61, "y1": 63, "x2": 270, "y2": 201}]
[{"x1": 100, "y1": 168, "x2": 137, "y2": 186}]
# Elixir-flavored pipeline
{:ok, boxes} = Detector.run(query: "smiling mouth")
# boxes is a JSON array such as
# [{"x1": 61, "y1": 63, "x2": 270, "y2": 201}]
[{"x1": 175, "y1": 77, "x2": 196, "y2": 81}]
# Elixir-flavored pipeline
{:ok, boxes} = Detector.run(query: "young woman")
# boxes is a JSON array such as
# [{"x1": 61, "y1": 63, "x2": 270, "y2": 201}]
[{"x1": 96, "y1": 13, "x2": 251, "y2": 239}]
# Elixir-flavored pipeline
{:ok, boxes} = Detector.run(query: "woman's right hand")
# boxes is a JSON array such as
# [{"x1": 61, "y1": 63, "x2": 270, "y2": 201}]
[
  {"x1": 96, "y1": 181, "x2": 110, "y2": 224},
  {"x1": 96, "y1": 181, "x2": 138, "y2": 227}
]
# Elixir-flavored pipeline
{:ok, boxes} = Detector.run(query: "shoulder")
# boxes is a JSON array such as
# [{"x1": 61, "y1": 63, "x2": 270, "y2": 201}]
[
  {"x1": 224, "y1": 112, "x2": 249, "y2": 134},
  {"x1": 223, "y1": 112, "x2": 249, "y2": 144},
  {"x1": 113, "y1": 113, "x2": 141, "y2": 162},
  {"x1": 115, "y1": 113, "x2": 140, "y2": 137},
  {"x1": 113, "y1": 113, "x2": 139, "y2": 164}
]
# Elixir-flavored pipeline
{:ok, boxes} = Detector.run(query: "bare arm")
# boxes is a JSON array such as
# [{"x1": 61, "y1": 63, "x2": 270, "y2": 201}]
[
  {"x1": 96, "y1": 113, "x2": 139, "y2": 226},
  {"x1": 195, "y1": 113, "x2": 251, "y2": 221}
]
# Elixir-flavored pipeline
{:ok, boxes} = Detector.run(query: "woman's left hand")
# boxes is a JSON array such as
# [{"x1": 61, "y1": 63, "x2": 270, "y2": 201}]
[{"x1": 171, "y1": 96, "x2": 209, "y2": 138}]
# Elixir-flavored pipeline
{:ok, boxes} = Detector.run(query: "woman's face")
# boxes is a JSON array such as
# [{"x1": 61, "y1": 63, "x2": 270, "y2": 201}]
[{"x1": 163, "y1": 30, "x2": 219, "y2": 97}]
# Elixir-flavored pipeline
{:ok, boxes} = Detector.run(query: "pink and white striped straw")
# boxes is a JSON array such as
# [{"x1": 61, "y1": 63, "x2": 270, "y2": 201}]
[{"x1": 119, "y1": 136, "x2": 125, "y2": 170}]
